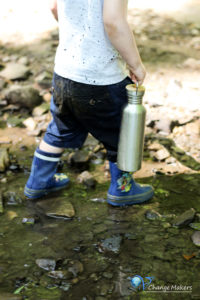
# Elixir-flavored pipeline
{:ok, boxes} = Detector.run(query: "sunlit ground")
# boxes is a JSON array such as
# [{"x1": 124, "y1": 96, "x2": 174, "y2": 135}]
[{"x1": 0, "y1": 0, "x2": 200, "y2": 44}]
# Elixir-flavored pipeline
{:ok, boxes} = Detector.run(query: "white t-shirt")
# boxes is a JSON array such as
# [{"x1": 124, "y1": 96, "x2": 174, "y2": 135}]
[{"x1": 54, "y1": 0, "x2": 128, "y2": 85}]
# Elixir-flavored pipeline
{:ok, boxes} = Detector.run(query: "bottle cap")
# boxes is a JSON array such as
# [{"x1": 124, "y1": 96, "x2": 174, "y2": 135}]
[{"x1": 126, "y1": 84, "x2": 145, "y2": 103}]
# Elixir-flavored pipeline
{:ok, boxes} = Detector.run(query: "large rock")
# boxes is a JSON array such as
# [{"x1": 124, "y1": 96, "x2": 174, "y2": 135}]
[
  {"x1": 0, "y1": 148, "x2": 10, "y2": 172},
  {"x1": 4, "y1": 85, "x2": 42, "y2": 110},
  {"x1": 0, "y1": 62, "x2": 30, "y2": 80},
  {"x1": 37, "y1": 198, "x2": 75, "y2": 219}
]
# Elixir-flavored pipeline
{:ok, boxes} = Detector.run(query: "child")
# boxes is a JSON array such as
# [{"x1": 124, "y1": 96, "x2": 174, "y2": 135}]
[{"x1": 24, "y1": 0, "x2": 154, "y2": 206}]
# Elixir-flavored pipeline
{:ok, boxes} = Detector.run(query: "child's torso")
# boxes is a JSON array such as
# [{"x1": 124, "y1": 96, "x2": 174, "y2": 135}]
[{"x1": 54, "y1": 0, "x2": 127, "y2": 85}]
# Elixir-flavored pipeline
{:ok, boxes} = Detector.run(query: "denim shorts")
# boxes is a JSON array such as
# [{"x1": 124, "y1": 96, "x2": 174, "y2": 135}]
[{"x1": 44, "y1": 72, "x2": 133, "y2": 162}]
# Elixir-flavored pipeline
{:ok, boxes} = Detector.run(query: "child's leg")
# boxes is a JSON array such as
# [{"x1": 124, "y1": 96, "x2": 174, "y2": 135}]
[{"x1": 24, "y1": 73, "x2": 88, "y2": 199}]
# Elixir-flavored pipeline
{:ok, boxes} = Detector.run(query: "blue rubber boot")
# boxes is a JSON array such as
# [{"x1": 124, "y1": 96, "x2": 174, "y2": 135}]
[
  {"x1": 107, "y1": 162, "x2": 154, "y2": 206},
  {"x1": 24, "y1": 148, "x2": 69, "y2": 199}
]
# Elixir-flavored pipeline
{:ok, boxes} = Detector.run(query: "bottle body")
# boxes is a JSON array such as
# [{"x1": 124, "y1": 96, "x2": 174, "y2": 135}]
[{"x1": 117, "y1": 84, "x2": 146, "y2": 172}]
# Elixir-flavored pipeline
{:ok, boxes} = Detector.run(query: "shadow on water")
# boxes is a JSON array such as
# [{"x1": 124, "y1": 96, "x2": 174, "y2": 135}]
[{"x1": 0, "y1": 157, "x2": 200, "y2": 299}]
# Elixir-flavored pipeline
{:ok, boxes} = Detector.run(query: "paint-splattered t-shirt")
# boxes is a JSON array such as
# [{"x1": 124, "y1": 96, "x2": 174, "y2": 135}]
[{"x1": 54, "y1": 0, "x2": 128, "y2": 85}]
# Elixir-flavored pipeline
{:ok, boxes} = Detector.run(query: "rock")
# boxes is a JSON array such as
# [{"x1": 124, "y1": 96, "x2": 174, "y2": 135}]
[
  {"x1": 77, "y1": 171, "x2": 96, "y2": 188},
  {"x1": 0, "y1": 77, "x2": 7, "y2": 90},
  {"x1": 153, "y1": 148, "x2": 170, "y2": 161},
  {"x1": 68, "y1": 150, "x2": 90, "y2": 169},
  {"x1": 35, "y1": 71, "x2": 53, "y2": 88},
  {"x1": 32, "y1": 103, "x2": 50, "y2": 117},
  {"x1": 68, "y1": 260, "x2": 84, "y2": 277},
  {"x1": 6, "y1": 211, "x2": 18, "y2": 220},
  {"x1": 27, "y1": 128, "x2": 42, "y2": 137},
  {"x1": 0, "y1": 148, "x2": 10, "y2": 172},
  {"x1": 3, "y1": 191, "x2": 22, "y2": 206},
  {"x1": 0, "y1": 193, "x2": 3, "y2": 214},
  {"x1": 0, "y1": 136, "x2": 12, "y2": 145},
  {"x1": 189, "y1": 223, "x2": 200, "y2": 231},
  {"x1": 4, "y1": 85, "x2": 43, "y2": 110},
  {"x1": 189, "y1": 37, "x2": 200, "y2": 50},
  {"x1": 145, "y1": 209, "x2": 162, "y2": 220},
  {"x1": 37, "y1": 198, "x2": 75, "y2": 219},
  {"x1": 191, "y1": 231, "x2": 200, "y2": 247},
  {"x1": 7, "y1": 116, "x2": 24, "y2": 128},
  {"x1": 155, "y1": 118, "x2": 174, "y2": 134},
  {"x1": 22, "y1": 217, "x2": 35, "y2": 225},
  {"x1": 148, "y1": 142, "x2": 163, "y2": 151},
  {"x1": 0, "y1": 62, "x2": 30, "y2": 80},
  {"x1": 183, "y1": 58, "x2": 200, "y2": 70},
  {"x1": 48, "y1": 270, "x2": 69, "y2": 280},
  {"x1": 103, "y1": 272, "x2": 113, "y2": 279},
  {"x1": 36, "y1": 259, "x2": 56, "y2": 271},
  {"x1": 173, "y1": 208, "x2": 196, "y2": 227},
  {"x1": 23, "y1": 117, "x2": 37, "y2": 131},
  {"x1": 2, "y1": 104, "x2": 20, "y2": 112},
  {"x1": 43, "y1": 92, "x2": 52, "y2": 103},
  {"x1": 99, "y1": 235, "x2": 122, "y2": 254},
  {"x1": 17, "y1": 56, "x2": 29, "y2": 65},
  {"x1": 91, "y1": 198, "x2": 106, "y2": 203},
  {"x1": 0, "y1": 293, "x2": 22, "y2": 300}
]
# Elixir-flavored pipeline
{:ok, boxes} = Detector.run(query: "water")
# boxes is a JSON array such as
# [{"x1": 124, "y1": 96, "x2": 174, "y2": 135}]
[{"x1": 0, "y1": 148, "x2": 200, "y2": 299}]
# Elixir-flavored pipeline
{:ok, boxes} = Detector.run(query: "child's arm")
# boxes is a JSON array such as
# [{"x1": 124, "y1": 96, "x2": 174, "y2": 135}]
[
  {"x1": 49, "y1": 0, "x2": 58, "y2": 21},
  {"x1": 103, "y1": 0, "x2": 146, "y2": 84}
]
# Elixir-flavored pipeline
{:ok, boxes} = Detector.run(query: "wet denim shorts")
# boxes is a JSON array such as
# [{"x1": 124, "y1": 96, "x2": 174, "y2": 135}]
[{"x1": 44, "y1": 72, "x2": 133, "y2": 162}]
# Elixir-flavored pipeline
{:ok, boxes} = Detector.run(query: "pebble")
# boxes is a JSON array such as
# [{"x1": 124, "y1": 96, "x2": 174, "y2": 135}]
[
  {"x1": 35, "y1": 259, "x2": 56, "y2": 271},
  {"x1": 191, "y1": 231, "x2": 200, "y2": 247}
]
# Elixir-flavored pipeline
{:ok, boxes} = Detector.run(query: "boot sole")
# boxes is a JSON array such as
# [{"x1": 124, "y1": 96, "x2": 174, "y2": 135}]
[
  {"x1": 24, "y1": 181, "x2": 69, "y2": 199},
  {"x1": 107, "y1": 189, "x2": 154, "y2": 206}
]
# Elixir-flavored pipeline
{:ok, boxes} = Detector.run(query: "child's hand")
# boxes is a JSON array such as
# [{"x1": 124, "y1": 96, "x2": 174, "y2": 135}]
[{"x1": 129, "y1": 64, "x2": 146, "y2": 85}]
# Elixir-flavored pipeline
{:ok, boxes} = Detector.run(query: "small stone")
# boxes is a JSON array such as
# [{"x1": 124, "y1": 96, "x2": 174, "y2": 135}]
[
  {"x1": 22, "y1": 217, "x2": 35, "y2": 225},
  {"x1": 191, "y1": 231, "x2": 200, "y2": 247},
  {"x1": 0, "y1": 148, "x2": 10, "y2": 172},
  {"x1": 189, "y1": 223, "x2": 200, "y2": 231},
  {"x1": 102, "y1": 272, "x2": 113, "y2": 279},
  {"x1": 48, "y1": 270, "x2": 68, "y2": 279},
  {"x1": 36, "y1": 259, "x2": 56, "y2": 271},
  {"x1": 43, "y1": 92, "x2": 52, "y2": 103},
  {"x1": 18, "y1": 56, "x2": 29, "y2": 65},
  {"x1": 0, "y1": 194, "x2": 3, "y2": 214},
  {"x1": 0, "y1": 62, "x2": 30, "y2": 80},
  {"x1": 183, "y1": 58, "x2": 200, "y2": 70},
  {"x1": 32, "y1": 103, "x2": 50, "y2": 117},
  {"x1": 153, "y1": 148, "x2": 170, "y2": 161},
  {"x1": 91, "y1": 198, "x2": 106, "y2": 203},
  {"x1": 173, "y1": 208, "x2": 196, "y2": 227},
  {"x1": 69, "y1": 150, "x2": 90, "y2": 169},
  {"x1": 148, "y1": 142, "x2": 163, "y2": 151},
  {"x1": 99, "y1": 235, "x2": 122, "y2": 254},
  {"x1": 77, "y1": 171, "x2": 96, "y2": 188},
  {"x1": 3, "y1": 191, "x2": 22, "y2": 206},
  {"x1": 145, "y1": 209, "x2": 162, "y2": 220},
  {"x1": 68, "y1": 260, "x2": 84, "y2": 277},
  {"x1": 7, "y1": 211, "x2": 18, "y2": 220},
  {"x1": 7, "y1": 116, "x2": 24, "y2": 128},
  {"x1": 35, "y1": 71, "x2": 53, "y2": 88},
  {"x1": 23, "y1": 117, "x2": 37, "y2": 131}
]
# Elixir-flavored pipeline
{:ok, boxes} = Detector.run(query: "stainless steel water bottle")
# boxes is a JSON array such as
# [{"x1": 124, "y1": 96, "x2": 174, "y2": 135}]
[{"x1": 117, "y1": 83, "x2": 146, "y2": 172}]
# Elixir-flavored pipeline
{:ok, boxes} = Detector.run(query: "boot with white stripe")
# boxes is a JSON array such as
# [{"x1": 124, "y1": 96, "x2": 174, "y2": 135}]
[{"x1": 24, "y1": 148, "x2": 69, "y2": 199}]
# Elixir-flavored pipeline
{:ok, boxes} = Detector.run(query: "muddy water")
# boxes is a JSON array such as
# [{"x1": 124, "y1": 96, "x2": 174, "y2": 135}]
[{"x1": 0, "y1": 148, "x2": 200, "y2": 300}]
